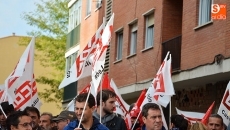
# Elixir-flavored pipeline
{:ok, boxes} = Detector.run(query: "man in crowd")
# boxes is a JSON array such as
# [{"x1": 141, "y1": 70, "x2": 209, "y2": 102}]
[
  {"x1": 207, "y1": 114, "x2": 223, "y2": 130},
  {"x1": 24, "y1": 107, "x2": 41, "y2": 130},
  {"x1": 93, "y1": 89, "x2": 127, "y2": 130},
  {"x1": 52, "y1": 111, "x2": 76, "y2": 130},
  {"x1": 170, "y1": 114, "x2": 188, "y2": 130},
  {"x1": 39, "y1": 112, "x2": 53, "y2": 130},
  {"x1": 0, "y1": 101, "x2": 15, "y2": 130},
  {"x1": 6, "y1": 111, "x2": 33, "y2": 130},
  {"x1": 64, "y1": 93, "x2": 108, "y2": 130},
  {"x1": 141, "y1": 103, "x2": 166, "y2": 130}
]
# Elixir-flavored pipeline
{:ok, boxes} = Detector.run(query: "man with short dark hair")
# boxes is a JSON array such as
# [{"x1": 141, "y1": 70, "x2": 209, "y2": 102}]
[
  {"x1": 207, "y1": 114, "x2": 223, "y2": 130},
  {"x1": 24, "y1": 107, "x2": 41, "y2": 130},
  {"x1": 0, "y1": 101, "x2": 15, "y2": 130},
  {"x1": 53, "y1": 111, "x2": 76, "y2": 130},
  {"x1": 64, "y1": 93, "x2": 108, "y2": 130},
  {"x1": 93, "y1": 89, "x2": 127, "y2": 130},
  {"x1": 39, "y1": 112, "x2": 53, "y2": 130},
  {"x1": 141, "y1": 103, "x2": 165, "y2": 130},
  {"x1": 170, "y1": 114, "x2": 188, "y2": 130},
  {"x1": 6, "y1": 111, "x2": 33, "y2": 130}
]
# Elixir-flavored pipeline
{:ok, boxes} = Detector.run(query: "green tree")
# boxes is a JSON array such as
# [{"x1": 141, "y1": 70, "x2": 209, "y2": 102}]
[{"x1": 21, "y1": 0, "x2": 69, "y2": 107}]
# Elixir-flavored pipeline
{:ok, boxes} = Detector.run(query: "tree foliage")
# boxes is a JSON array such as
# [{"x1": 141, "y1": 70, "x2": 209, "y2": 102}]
[{"x1": 21, "y1": 0, "x2": 69, "y2": 107}]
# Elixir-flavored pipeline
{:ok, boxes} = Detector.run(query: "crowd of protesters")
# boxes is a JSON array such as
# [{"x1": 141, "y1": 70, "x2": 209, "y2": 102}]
[{"x1": 0, "y1": 89, "x2": 226, "y2": 130}]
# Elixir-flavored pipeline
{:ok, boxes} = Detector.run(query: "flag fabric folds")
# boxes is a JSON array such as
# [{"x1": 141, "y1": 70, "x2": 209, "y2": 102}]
[
  {"x1": 218, "y1": 81, "x2": 230, "y2": 126},
  {"x1": 91, "y1": 13, "x2": 114, "y2": 91},
  {"x1": 151, "y1": 52, "x2": 174, "y2": 107},
  {"x1": 201, "y1": 101, "x2": 215, "y2": 125},
  {"x1": 4, "y1": 37, "x2": 42, "y2": 110},
  {"x1": 176, "y1": 107, "x2": 205, "y2": 124},
  {"x1": 59, "y1": 21, "x2": 106, "y2": 89}
]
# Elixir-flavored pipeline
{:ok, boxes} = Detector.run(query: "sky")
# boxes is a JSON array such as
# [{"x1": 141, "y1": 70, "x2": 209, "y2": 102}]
[{"x1": 0, "y1": 0, "x2": 37, "y2": 38}]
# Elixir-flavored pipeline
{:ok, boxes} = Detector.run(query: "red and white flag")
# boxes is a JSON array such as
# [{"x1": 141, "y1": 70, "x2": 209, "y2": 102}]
[
  {"x1": 151, "y1": 52, "x2": 174, "y2": 107},
  {"x1": 110, "y1": 78, "x2": 130, "y2": 112},
  {"x1": 176, "y1": 107, "x2": 204, "y2": 124},
  {"x1": 59, "y1": 21, "x2": 106, "y2": 89},
  {"x1": 4, "y1": 37, "x2": 42, "y2": 110},
  {"x1": 92, "y1": 13, "x2": 114, "y2": 91},
  {"x1": 218, "y1": 81, "x2": 230, "y2": 126},
  {"x1": 201, "y1": 101, "x2": 215, "y2": 125}
]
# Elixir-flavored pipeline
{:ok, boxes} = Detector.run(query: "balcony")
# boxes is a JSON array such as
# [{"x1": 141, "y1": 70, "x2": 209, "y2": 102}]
[
  {"x1": 162, "y1": 35, "x2": 181, "y2": 71},
  {"x1": 66, "y1": 25, "x2": 81, "y2": 50}
]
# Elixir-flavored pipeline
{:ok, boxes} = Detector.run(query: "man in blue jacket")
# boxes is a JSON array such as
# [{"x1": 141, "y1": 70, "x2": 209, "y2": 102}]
[
  {"x1": 64, "y1": 93, "x2": 108, "y2": 130},
  {"x1": 141, "y1": 103, "x2": 166, "y2": 130}
]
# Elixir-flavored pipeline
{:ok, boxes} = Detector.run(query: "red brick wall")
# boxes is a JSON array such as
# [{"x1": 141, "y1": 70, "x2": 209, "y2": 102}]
[
  {"x1": 162, "y1": 0, "x2": 183, "y2": 42},
  {"x1": 181, "y1": 0, "x2": 230, "y2": 70},
  {"x1": 109, "y1": 0, "x2": 163, "y2": 87}
]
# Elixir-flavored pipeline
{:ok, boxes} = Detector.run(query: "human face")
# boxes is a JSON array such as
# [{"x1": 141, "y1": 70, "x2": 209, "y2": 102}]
[
  {"x1": 0, "y1": 112, "x2": 6, "y2": 126},
  {"x1": 75, "y1": 101, "x2": 94, "y2": 123},
  {"x1": 131, "y1": 117, "x2": 137, "y2": 124},
  {"x1": 39, "y1": 115, "x2": 52, "y2": 130},
  {"x1": 27, "y1": 112, "x2": 40, "y2": 130},
  {"x1": 56, "y1": 119, "x2": 68, "y2": 130},
  {"x1": 102, "y1": 97, "x2": 116, "y2": 114},
  {"x1": 207, "y1": 117, "x2": 223, "y2": 130},
  {"x1": 11, "y1": 116, "x2": 33, "y2": 130},
  {"x1": 142, "y1": 109, "x2": 163, "y2": 130}
]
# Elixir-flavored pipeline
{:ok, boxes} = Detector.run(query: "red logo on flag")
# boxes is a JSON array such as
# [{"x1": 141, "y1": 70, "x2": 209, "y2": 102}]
[{"x1": 223, "y1": 90, "x2": 230, "y2": 110}]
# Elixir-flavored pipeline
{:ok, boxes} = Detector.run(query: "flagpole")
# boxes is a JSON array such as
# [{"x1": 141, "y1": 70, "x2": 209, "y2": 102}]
[
  {"x1": 131, "y1": 111, "x2": 141, "y2": 130},
  {"x1": 99, "y1": 74, "x2": 103, "y2": 123},
  {"x1": 30, "y1": 37, "x2": 35, "y2": 106},
  {"x1": 77, "y1": 86, "x2": 92, "y2": 128}
]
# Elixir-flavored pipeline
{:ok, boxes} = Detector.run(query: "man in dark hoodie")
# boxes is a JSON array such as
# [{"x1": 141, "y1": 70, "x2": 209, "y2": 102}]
[
  {"x1": 93, "y1": 89, "x2": 127, "y2": 130},
  {"x1": 64, "y1": 93, "x2": 108, "y2": 130},
  {"x1": 141, "y1": 103, "x2": 166, "y2": 130}
]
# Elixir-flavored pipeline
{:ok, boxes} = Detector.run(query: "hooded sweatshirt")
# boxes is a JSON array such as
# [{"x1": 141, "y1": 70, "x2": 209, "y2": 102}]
[{"x1": 93, "y1": 111, "x2": 127, "y2": 130}]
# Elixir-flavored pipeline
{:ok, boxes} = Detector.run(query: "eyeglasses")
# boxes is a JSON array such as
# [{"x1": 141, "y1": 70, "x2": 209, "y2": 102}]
[{"x1": 18, "y1": 122, "x2": 34, "y2": 128}]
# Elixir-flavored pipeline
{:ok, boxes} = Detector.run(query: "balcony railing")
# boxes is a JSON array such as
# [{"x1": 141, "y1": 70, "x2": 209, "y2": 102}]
[{"x1": 162, "y1": 35, "x2": 181, "y2": 71}]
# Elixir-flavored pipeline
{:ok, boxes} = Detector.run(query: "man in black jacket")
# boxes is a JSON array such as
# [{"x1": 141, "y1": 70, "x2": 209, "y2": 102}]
[{"x1": 93, "y1": 89, "x2": 127, "y2": 130}]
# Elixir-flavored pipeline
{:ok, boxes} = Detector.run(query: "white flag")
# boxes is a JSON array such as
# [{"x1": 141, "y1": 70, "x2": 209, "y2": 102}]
[
  {"x1": 176, "y1": 107, "x2": 204, "y2": 124},
  {"x1": 59, "y1": 21, "x2": 106, "y2": 89},
  {"x1": 218, "y1": 81, "x2": 230, "y2": 126},
  {"x1": 4, "y1": 37, "x2": 42, "y2": 110},
  {"x1": 92, "y1": 13, "x2": 114, "y2": 91}
]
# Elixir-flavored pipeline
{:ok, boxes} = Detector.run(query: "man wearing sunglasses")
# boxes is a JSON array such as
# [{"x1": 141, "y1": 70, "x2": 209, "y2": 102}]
[
  {"x1": 6, "y1": 111, "x2": 34, "y2": 130},
  {"x1": 52, "y1": 111, "x2": 76, "y2": 130}
]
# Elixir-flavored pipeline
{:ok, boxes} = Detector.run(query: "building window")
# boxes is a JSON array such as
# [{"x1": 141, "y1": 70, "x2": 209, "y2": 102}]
[
  {"x1": 96, "y1": 0, "x2": 102, "y2": 8},
  {"x1": 198, "y1": 0, "x2": 212, "y2": 25},
  {"x1": 116, "y1": 32, "x2": 123, "y2": 60},
  {"x1": 68, "y1": 0, "x2": 81, "y2": 32},
  {"x1": 86, "y1": 0, "x2": 91, "y2": 16},
  {"x1": 66, "y1": 52, "x2": 78, "y2": 72},
  {"x1": 145, "y1": 13, "x2": 154, "y2": 49},
  {"x1": 129, "y1": 22, "x2": 137, "y2": 55}
]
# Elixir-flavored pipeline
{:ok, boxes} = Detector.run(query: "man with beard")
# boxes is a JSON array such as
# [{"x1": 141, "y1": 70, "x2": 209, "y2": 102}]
[
  {"x1": 39, "y1": 112, "x2": 54, "y2": 130},
  {"x1": 24, "y1": 107, "x2": 41, "y2": 130},
  {"x1": 93, "y1": 89, "x2": 127, "y2": 130},
  {"x1": 64, "y1": 93, "x2": 108, "y2": 130},
  {"x1": 141, "y1": 103, "x2": 166, "y2": 130}
]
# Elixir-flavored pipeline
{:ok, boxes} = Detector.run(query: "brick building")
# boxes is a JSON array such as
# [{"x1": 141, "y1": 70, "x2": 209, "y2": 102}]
[{"x1": 65, "y1": 0, "x2": 230, "y2": 122}]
